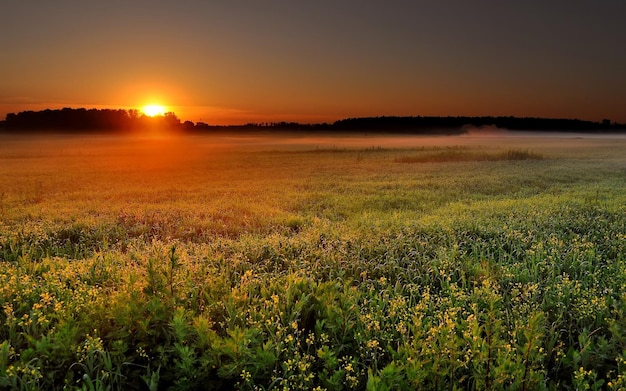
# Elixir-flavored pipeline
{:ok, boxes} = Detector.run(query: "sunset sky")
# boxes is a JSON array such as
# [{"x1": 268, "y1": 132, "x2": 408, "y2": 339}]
[{"x1": 1, "y1": 1, "x2": 625, "y2": 125}]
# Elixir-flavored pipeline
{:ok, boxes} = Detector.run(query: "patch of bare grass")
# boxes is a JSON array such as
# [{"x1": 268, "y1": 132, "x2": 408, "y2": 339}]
[{"x1": 395, "y1": 148, "x2": 544, "y2": 163}]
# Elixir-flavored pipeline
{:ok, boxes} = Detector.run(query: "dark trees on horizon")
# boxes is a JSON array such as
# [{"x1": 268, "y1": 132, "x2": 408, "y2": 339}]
[
  {"x1": 0, "y1": 108, "x2": 623, "y2": 134},
  {"x1": 328, "y1": 116, "x2": 620, "y2": 132},
  {"x1": 0, "y1": 107, "x2": 181, "y2": 133}
]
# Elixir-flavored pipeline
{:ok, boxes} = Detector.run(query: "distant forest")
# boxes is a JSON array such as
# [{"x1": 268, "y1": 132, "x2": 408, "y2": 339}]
[
  {"x1": 0, "y1": 108, "x2": 184, "y2": 133},
  {"x1": 1, "y1": 107, "x2": 624, "y2": 134}
]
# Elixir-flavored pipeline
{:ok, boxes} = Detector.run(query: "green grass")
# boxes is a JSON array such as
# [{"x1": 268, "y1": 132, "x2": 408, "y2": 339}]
[{"x1": 1, "y1": 133, "x2": 626, "y2": 390}]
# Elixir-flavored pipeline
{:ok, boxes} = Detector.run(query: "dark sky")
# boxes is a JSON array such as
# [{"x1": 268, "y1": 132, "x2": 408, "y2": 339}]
[{"x1": 1, "y1": 1, "x2": 625, "y2": 124}]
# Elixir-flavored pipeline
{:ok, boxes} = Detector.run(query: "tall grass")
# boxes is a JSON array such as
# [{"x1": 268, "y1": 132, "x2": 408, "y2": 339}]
[{"x1": 395, "y1": 148, "x2": 544, "y2": 163}]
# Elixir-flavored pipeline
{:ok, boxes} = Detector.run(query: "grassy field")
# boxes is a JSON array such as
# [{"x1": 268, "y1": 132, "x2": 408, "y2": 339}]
[{"x1": 1, "y1": 132, "x2": 625, "y2": 390}]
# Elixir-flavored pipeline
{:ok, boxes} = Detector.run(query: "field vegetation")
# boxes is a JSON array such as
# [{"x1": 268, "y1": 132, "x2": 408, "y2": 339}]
[{"x1": 1, "y1": 132, "x2": 625, "y2": 390}]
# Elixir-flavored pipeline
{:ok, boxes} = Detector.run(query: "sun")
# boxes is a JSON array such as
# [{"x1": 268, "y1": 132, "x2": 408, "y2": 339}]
[{"x1": 141, "y1": 104, "x2": 167, "y2": 117}]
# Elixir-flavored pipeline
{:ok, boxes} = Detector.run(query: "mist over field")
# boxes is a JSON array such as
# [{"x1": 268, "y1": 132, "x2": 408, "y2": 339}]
[
  {"x1": 2, "y1": 131, "x2": 625, "y2": 192},
  {"x1": 220, "y1": 130, "x2": 626, "y2": 150},
  {"x1": 3, "y1": 129, "x2": 624, "y2": 155}
]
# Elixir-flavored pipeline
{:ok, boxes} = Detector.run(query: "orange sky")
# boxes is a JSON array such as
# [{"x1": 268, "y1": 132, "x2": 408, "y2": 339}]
[{"x1": 1, "y1": 1, "x2": 625, "y2": 125}]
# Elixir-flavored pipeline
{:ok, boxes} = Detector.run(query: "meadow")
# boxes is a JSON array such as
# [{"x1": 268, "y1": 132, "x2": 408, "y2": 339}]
[{"x1": 1, "y1": 131, "x2": 625, "y2": 390}]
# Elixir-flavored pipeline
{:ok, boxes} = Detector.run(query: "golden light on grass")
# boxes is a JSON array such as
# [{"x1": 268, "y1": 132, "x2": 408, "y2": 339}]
[{"x1": 141, "y1": 104, "x2": 167, "y2": 117}]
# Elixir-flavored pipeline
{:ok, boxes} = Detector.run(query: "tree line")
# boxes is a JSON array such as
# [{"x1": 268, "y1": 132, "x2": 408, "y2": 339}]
[
  {"x1": 188, "y1": 116, "x2": 625, "y2": 133},
  {"x1": 1, "y1": 108, "x2": 624, "y2": 134},
  {"x1": 0, "y1": 108, "x2": 183, "y2": 133}
]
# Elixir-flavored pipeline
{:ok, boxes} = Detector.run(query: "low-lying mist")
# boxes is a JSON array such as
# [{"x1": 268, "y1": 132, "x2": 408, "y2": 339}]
[{"x1": 2, "y1": 130, "x2": 625, "y2": 165}]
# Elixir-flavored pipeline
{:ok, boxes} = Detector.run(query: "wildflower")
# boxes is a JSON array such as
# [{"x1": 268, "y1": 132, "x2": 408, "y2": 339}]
[
  {"x1": 367, "y1": 340, "x2": 379, "y2": 349},
  {"x1": 3, "y1": 303, "x2": 15, "y2": 325},
  {"x1": 37, "y1": 314, "x2": 48, "y2": 325},
  {"x1": 136, "y1": 347, "x2": 149, "y2": 359},
  {"x1": 396, "y1": 321, "x2": 407, "y2": 335},
  {"x1": 40, "y1": 291, "x2": 54, "y2": 306},
  {"x1": 298, "y1": 360, "x2": 310, "y2": 372},
  {"x1": 240, "y1": 369, "x2": 252, "y2": 383},
  {"x1": 19, "y1": 313, "x2": 32, "y2": 327}
]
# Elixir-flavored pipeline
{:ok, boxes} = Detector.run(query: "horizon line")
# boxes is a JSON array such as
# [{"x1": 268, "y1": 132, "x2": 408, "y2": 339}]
[{"x1": 1, "y1": 106, "x2": 623, "y2": 127}]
